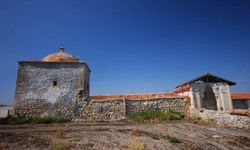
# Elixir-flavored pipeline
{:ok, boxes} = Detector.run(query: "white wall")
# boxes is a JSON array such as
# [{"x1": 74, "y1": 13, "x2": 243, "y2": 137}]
[
  {"x1": 189, "y1": 82, "x2": 232, "y2": 111},
  {"x1": 0, "y1": 106, "x2": 13, "y2": 118}
]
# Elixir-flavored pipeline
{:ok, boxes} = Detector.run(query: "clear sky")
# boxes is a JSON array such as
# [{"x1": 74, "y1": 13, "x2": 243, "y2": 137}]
[{"x1": 0, "y1": 0, "x2": 250, "y2": 105}]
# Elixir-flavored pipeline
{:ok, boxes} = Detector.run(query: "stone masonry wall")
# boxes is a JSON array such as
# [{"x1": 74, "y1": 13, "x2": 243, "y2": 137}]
[
  {"x1": 74, "y1": 98, "x2": 186, "y2": 121},
  {"x1": 126, "y1": 98, "x2": 185, "y2": 114},
  {"x1": 14, "y1": 62, "x2": 90, "y2": 119},
  {"x1": 76, "y1": 99, "x2": 126, "y2": 121}
]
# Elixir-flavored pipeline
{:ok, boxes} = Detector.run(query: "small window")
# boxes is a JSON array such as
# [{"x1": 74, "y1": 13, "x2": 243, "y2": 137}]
[
  {"x1": 78, "y1": 90, "x2": 84, "y2": 98},
  {"x1": 53, "y1": 81, "x2": 58, "y2": 87}
]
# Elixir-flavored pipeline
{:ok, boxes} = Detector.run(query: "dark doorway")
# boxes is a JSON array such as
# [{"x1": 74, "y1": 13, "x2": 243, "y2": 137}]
[{"x1": 202, "y1": 86, "x2": 217, "y2": 110}]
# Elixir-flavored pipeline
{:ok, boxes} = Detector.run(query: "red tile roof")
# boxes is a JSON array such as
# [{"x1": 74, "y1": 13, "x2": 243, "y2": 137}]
[
  {"x1": 90, "y1": 93, "x2": 184, "y2": 101},
  {"x1": 231, "y1": 93, "x2": 250, "y2": 100},
  {"x1": 172, "y1": 84, "x2": 191, "y2": 94}
]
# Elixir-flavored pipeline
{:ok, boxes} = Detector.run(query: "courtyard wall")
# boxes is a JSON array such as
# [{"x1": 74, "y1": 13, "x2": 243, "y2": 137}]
[{"x1": 77, "y1": 96, "x2": 186, "y2": 121}]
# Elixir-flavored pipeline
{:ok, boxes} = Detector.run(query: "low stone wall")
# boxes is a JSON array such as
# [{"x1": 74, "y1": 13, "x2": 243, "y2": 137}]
[
  {"x1": 77, "y1": 98, "x2": 186, "y2": 121},
  {"x1": 126, "y1": 98, "x2": 185, "y2": 114},
  {"x1": 14, "y1": 98, "x2": 78, "y2": 119},
  {"x1": 80, "y1": 100, "x2": 126, "y2": 121},
  {"x1": 190, "y1": 109, "x2": 250, "y2": 128},
  {"x1": 13, "y1": 96, "x2": 186, "y2": 121}
]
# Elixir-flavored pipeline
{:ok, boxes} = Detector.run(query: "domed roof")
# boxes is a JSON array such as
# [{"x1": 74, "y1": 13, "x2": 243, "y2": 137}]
[{"x1": 42, "y1": 47, "x2": 80, "y2": 62}]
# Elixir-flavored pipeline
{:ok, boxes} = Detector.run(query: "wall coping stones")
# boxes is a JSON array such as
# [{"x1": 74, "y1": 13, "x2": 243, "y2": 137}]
[{"x1": 90, "y1": 93, "x2": 185, "y2": 101}]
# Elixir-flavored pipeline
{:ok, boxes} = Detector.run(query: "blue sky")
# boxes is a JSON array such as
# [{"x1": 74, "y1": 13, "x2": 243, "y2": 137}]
[{"x1": 0, "y1": 0, "x2": 250, "y2": 104}]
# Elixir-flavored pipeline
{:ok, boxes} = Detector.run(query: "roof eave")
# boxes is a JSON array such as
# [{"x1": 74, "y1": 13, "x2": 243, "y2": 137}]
[{"x1": 176, "y1": 73, "x2": 236, "y2": 88}]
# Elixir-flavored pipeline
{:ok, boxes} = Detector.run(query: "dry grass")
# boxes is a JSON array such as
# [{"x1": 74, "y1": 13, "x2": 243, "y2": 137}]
[
  {"x1": 52, "y1": 138, "x2": 70, "y2": 150},
  {"x1": 127, "y1": 139, "x2": 144, "y2": 150},
  {"x1": 188, "y1": 115, "x2": 216, "y2": 125},
  {"x1": 54, "y1": 129, "x2": 65, "y2": 139},
  {"x1": 127, "y1": 109, "x2": 184, "y2": 123},
  {"x1": 188, "y1": 115, "x2": 201, "y2": 122},
  {"x1": 0, "y1": 142, "x2": 9, "y2": 149},
  {"x1": 52, "y1": 129, "x2": 70, "y2": 150},
  {"x1": 130, "y1": 129, "x2": 141, "y2": 136},
  {"x1": 198, "y1": 118, "x2": 216, "y2": 125}
]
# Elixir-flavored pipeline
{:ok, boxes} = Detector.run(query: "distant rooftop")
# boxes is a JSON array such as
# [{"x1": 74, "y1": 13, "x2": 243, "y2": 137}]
[{"x1": 231, "y1": 93, "x2": 250, "y2": 100}]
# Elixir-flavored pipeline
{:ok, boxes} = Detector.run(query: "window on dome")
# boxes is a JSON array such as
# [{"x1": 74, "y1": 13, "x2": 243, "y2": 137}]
[{"x1": 53, "y1": 81, "x2": 58, "y2": 87}]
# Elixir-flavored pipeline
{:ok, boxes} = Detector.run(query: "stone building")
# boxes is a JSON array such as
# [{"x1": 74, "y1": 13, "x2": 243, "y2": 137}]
[
  {"x1": 11, "y1": 50, "x2": 249, "y2": 127},
  {"x1": 173, "y1": 73, "x2": 236, "y2": 112},
  {"x1": 13, "y1": 47, "x2": 90, "y2": 118},
  {"x1": 173, "y1": 73, "x2": 250, "y2": 127}
]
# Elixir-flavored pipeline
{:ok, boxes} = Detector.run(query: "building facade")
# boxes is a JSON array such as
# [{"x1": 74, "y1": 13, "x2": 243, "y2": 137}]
[
  {"x1": 13, "y1": 47, "x2": 90, "y2": 118},
  {"x1": 173, "y1": 73, "x2": 236, "y2": 112},
  {"x1": 0, "y1": 105, "x2": 13, "y2": 118},
  {"x1": 173, "y1": 73, "x2": 250, "y2": 127}
]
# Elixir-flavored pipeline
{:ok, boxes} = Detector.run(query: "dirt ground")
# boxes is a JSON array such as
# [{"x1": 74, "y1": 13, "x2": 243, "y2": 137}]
[{"x1": 0, "y1": 120, "x2": 250, "y2": 150}]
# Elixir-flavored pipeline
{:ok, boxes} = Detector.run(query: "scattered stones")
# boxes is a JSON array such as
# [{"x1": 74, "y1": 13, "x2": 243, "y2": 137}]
[
  {"x1": 190, "y1": 109, "x2": 250, "y2": 128},
  {"x1": 212, "y1": 135, "x2": 222, "y2": 139}
]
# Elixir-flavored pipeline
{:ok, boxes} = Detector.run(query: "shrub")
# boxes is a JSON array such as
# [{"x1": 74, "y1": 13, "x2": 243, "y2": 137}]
[
  {"x1": 4, "y1": 117, "x2": 33, "y2": 125},
  {"x1": 36, "y1": 116, "x2": 70, "y2": 124},
  {"x1": 164, "y1": 108, "x2": 185, "y2": 120},
  {"x1": 127, "y1": 140, "x2": 144, "y2": 150},
  {"x1": 36, "y1": 116, "x2": 54, "y2": 124},
  {"x1": 168, "y1": 136, "x2": 181, "y2": 143},
  {"x1": 127, "y1": 109, "x2": 184, "y2": 123},
  {"x1": 1, "y1": 116, "x2": 70, "y2": 125}
]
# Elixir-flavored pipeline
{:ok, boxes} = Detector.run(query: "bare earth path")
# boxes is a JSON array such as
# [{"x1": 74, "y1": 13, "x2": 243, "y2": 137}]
[{"x1": 0, "y1": 120, "x2": 250, "y2": 150}]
